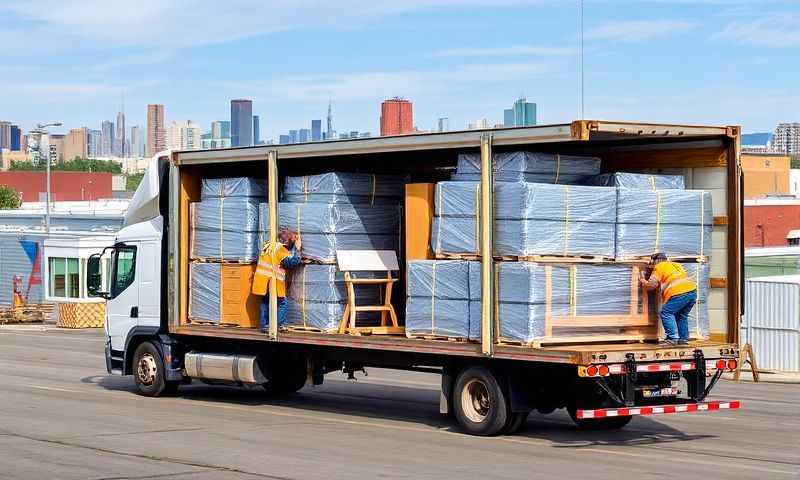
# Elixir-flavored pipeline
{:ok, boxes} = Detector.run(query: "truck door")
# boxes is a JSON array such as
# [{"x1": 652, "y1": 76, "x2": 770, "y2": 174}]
[
  {"x1": 106, "y1": 244, "x2": 139, "y2": 351},
  {"x1": 136, "y1": 239, "x2": 161, "y2": 330}
]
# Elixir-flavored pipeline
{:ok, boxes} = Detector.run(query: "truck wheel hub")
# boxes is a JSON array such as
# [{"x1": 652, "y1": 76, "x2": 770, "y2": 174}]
[
  {"x1": 462, "y1": 378, "x2": 490, "y2": 422},
  {"x1": 137, "y1": 353, "x2": 157, "y2": 386}
]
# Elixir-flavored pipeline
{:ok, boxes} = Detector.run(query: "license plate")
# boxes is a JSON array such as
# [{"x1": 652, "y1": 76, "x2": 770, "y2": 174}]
[{"x1": 642, "y1": 387, "x2": 679, "y2": 398}]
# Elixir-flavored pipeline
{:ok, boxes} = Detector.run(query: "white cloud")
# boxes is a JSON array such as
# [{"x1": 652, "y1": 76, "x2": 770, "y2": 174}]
[
  {"x1": 0, "y1": 80, "x2": 160, "y2": 105},
  {"x1": 585, "y1": 19, "x2": 698, "y2": 43},
  {"x1": 430, "y1": 45, "x2": 577, "y2": 58},
  {"x1": 712, "y1": 12, "x2": 800, "y2": 47}
]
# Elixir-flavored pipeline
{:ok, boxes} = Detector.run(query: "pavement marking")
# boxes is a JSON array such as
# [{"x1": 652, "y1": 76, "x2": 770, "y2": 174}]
[{"x1": 25, "y1": 384, "x2": 84, "y2": 393}]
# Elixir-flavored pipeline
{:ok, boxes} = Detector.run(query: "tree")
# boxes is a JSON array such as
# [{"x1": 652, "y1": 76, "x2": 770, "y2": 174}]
[
  {"x1": 791, "y1": 155, "x2": 800, "y2": 170},
  {"x1": 126, "y1": 172, "x2": 144, "y2": 191},
  {"x1": 0, "y1": 185, "x2": 22, "y2": 209},
  {"x1": 10, "y1": 160, "x2": 43, "y2": 171},
  {"x1": 10, "y1": 157, "x2": 123, "y2": 173}
]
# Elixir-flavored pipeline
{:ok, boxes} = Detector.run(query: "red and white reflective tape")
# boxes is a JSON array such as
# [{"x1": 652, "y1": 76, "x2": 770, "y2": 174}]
[
  {"x1": 636, "y1": 362, "x2": 695, "y2": 373},
  {"x1": 581, "y1": 359, "x2": 738, "y2": 377},
  {"x1": 576, "y1": 400, "x2": 741, "y2": 419}
]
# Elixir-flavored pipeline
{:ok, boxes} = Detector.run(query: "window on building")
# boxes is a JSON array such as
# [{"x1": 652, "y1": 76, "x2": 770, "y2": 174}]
[{"x1": 48, "y1": 257, "x2": 80, "y2": 299}]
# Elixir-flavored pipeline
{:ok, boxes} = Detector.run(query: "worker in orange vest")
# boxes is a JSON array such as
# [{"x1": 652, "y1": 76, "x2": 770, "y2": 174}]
[
  {"x1": 640, "y1": 252, "x2": 698, "y2": 346},
  {"x1": 252, "y1": 229, "x2": 302, "y2": 332}
]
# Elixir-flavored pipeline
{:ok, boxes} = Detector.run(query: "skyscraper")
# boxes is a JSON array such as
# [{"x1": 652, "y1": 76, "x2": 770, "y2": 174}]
[
  {"x1": 167, "y1": 120, "x2": 201, "y2": 150},
  {"x1": 88, "y1": 129, "x2": 101, "y2": 158},
  {"x1": 101, "y1": 120, "x2": 115, "y2": 157},
  {"x1": 10, "y1": 125, "x2": 21, "y2": 150},
  {"x1": 279, "y1": 134, "x2": 292, "y2": 145},
  {"x1": 147, "y1": 104, "x2": 165, "y2": 157},
  {"x1": 326, "y1": 100, "x2": 334, "y2": 140},
  {"x1": 380, "y1": 97, "x2": 413, "y2": 136},
  {"x1": 299, "y1": 129, "x2": 311, "y2": 143},
  {"x1": 0, "y1": 121, "x2": 10, "y2": 149},
  {"x1": 772, "y1": 123, "x2": 800, "y2": 154},
  {"x1": 289, "y1": 130, "x2": 298, "y2": 144},
  {"x1": 437, "y1": 117, "x2": 449, "y2": 133},
  {"x1": 503, "y1": 97, "x2": 537, "y2": 127},
  {"x1": 64, "y1": 127, "x2": 89, "y2": 161},
  {"x1": 130, "y1": 125, "x2": 145, "y2": 157},
  {"x1": 115, "y1": 110, "x2": 127, "y2": 157},
  {"x1": 230, "y1": 99, "x2": 253, "y2": 147},
  {"x1": 253, "y1": 115, "x2": 261, "y2": 145},
  {"x1": 311, "y1": 119, "x2": 322, "y2": 141}
]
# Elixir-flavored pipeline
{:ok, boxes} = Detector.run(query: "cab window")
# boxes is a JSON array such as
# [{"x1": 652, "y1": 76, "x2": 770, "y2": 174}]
[{"x1": 111, "y1": 246, "x2": 137, "y2": 298}]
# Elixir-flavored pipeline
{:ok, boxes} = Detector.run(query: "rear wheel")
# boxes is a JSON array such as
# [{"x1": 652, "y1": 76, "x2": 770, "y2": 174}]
[
  {"x1": 504, "y1": 411, "x2": 530, "y2": 434},
  {"x1": 262, "y1": 357, "x2": 307, "y2": 395},
  {"x1": 132, "y1": 341, "x2": 179, "y2": 397},
  {"x1": 452, "y1": 367, "x2": 509, "y2": 436}
]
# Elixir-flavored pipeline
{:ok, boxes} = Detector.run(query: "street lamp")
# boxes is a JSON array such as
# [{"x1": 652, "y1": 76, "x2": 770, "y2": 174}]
[{"x1": 32, "y1": 122, "x2": 62, "y2": 233}]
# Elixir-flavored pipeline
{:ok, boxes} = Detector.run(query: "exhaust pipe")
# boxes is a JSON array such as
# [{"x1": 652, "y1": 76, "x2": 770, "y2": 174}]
[{"x1": 184, "y1": 352, "x2": 267, "y2": 384}]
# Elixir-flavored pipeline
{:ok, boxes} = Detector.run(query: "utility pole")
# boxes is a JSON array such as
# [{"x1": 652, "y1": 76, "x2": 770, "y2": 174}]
[{"x1": 34, "y1": 122, "x2": 62, "y2": 234}]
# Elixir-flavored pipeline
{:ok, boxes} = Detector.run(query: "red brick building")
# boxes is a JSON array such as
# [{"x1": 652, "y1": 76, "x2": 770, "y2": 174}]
[
  {"x1": 0, "y1": 171, "x2": 113, "y2": 202},
  {"x1": 380, "y1": 98, "x2": 413, "y2": 136},
  {"x1": 744, "y1": 199, "x2": 800, "y2": 248}
]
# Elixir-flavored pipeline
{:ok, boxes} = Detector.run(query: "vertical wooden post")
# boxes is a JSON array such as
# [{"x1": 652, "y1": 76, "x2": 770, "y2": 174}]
[
  {"x1": 268, "y1": 150, "x2": 279, "y2": 340},
  {"x1": 479, "y1": 133, "x2": 494, "y2": 356}
]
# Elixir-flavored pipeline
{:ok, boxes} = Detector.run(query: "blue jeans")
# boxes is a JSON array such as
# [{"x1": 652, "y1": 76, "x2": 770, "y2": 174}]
[
  {"x1": 660, "y1": 291, "x2": 697, "y2": 341},
  {"x1": 260, "y1": 295, "x2": 288, "y2": 330}
]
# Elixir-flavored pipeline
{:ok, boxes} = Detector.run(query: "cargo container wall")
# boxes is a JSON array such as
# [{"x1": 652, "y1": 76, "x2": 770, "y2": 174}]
[{"x1": 743, "y1": 277, "x2": 800, "y2": 372}]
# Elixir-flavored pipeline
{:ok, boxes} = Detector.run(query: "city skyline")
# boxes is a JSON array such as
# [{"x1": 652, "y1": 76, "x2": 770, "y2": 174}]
[{"x1": 3, "y1": 2, "x2": 798, "y2": 140}]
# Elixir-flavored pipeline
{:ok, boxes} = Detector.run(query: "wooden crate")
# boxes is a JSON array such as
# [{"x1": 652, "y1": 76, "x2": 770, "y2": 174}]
[
  {"x1": 219, "y1": 264, "x2": 261, "y2": 328},
  {"x1": 57, "y1": 302, "x2": 104, "y2": 328}
]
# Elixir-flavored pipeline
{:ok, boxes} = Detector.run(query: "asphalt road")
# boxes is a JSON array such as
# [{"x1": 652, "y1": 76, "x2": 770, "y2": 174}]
[{"x1": 0, "y1": 327, "x2": 797, "y2": 480}]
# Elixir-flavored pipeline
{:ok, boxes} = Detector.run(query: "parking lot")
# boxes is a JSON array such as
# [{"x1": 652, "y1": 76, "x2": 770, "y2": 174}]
[{"x1": 0, "y1": 327, "x2": 797, "y2": 479}]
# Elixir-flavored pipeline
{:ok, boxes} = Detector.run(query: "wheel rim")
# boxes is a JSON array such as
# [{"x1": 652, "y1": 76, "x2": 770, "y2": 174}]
[
  {"x1": 461, "y1": 378, "x2": 491, "y2": 423},
  {"x1": 137, "y1": 353, "x2": 158, "y2": 386}
]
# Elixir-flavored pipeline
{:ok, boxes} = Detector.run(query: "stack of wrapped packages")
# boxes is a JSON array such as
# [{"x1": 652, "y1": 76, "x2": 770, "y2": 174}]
[
  {"x1": 188, "y1": 177, "x2": 266, "y2": 325},
  {"x1": 408, "y1": 150, "x2": 713, "y2": 343},
  {"x1": 258, "y1": 172, "x2": 406, "y2": 331}
]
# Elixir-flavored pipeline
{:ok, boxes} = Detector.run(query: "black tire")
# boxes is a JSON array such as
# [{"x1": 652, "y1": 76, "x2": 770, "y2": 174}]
[
  {"x1": 452, "y1": 367, "x2": 509, "y2": 436},
  {"x1": 262, "y1": 358, "x2": 307, "y2": 396},
  {"x1": 567, "y1": 406, "x2": 633, "y2": 430},
  {"x1": 132, "y1": 341, "x2": 180, "y2": 397},
  {"x1": 504, "y1": 411, "x2": 530, "y2": 434}
]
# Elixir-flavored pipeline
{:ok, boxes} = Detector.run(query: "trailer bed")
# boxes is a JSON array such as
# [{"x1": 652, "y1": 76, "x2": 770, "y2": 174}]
[{"x1": 171, "y1": 324, "x2": 737, "y2": 365}]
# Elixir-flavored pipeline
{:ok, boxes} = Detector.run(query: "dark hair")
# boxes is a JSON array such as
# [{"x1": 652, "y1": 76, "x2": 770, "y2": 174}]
[
  {"x1": 651, "y1": 252, "x2": 667, "y2": 262},
  {"x1": 278, "y1": 229, "x2": 297, "y2": 245}
]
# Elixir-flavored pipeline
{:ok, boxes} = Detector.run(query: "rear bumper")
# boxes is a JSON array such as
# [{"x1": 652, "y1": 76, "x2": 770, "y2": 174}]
[{"x1": 576, "y1": 400, "x2": 741, "y2": 419}]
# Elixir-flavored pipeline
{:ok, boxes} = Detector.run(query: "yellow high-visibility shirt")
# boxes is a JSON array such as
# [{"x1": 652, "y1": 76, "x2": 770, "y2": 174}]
[
  {"x1": 252, "y1": 242, "x2": 291, "y2": 297},
  {"x1": 650, "y1": 261, "x2": 697, "y2": 303}
]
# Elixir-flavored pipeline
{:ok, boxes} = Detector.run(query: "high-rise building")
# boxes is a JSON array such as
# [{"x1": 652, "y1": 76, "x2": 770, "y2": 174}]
[
  {"x1": 101, "y1": 120, "x2": 115, "y2": 157},
  {"x1": 88, "y1": 129, "x2": 102, "y2": 158},
  {"x1": 230, "y1": 99, "x2": 253, "y2": 147},
  {"x1": 219, "y1": 120, "x2": 230, "y2": 139},
  {"x1": 437, "y1": 117, "x2": 449, "y2": 133},
  {"x1": 289, "y1": 130, "x2": 298, "y2": 144},
  {"x1": 10, "y1": 125, "x2": 21, "y2": 151},
  {"x1": 380, "y1": 97, "x2": 413, "y2": 136},
  {"x1": 0, "y1": 121, "x2": 10, "y2": 150},
  {"x1": 299, "y1": 128, "x2": 311, "y2": 143},
  {"x1": 279, "y1": 134, "x2": 292, "y2": 145},
  {"x1": 64, "y1": 127, "x2": 89, "y2": 161},
  {"x1": 311, "y1": 119, "x2": 322, "y2": 141},
  {"x1": 772, "y1": 123, "x2": 800, "y2": 155},
  {"x1": 503, "y1": 97, "x2": 537, "y2": 127},
  {"x1": 253, "y1": 115, "x2": 261, "y2": 145},
  {"x1": 147, "y1": 104, "x2": 166, "y2": 157},
  {"x1": 326, "y1": 100, "x2": 334, "y2": 140},
  {"x1": 115, "y1": 111, "x2": 127, "y2": 157},
  {"x1": 130, "y1": 125, "x2": 145, "y2": 157},
  {"x1": 211, "y1": 121, "x2": 223, "y2": 140},
  {"x1": 468, "y1": 118, "x2": 491, "y2": 130},
  {"x1": 48, "y1": 134, "x2": 65, "y2": 164},
  {"x1": 166, "y1": 120, "x2": 202, "y2": 151}
]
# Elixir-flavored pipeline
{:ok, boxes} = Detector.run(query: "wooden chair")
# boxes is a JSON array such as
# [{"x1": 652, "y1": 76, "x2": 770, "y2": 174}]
[{"x1": 336, "y1": 250, "x2": 403, "y2": 336}]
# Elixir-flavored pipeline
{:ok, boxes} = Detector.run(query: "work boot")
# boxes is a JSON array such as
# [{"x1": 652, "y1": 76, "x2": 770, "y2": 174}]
[
  {"x1": 660, "y1": 338, "x2": 678, "y2": 346},
  {"x1": 677, "y1": 339, "x2": 690, "y2": 345}
]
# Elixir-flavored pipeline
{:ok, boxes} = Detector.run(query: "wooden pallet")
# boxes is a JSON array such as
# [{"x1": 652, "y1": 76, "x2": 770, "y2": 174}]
[
  {"x1": 435, "y1": 253, "x2": 480, "y2": 261},
  {"x1": 616, "y1": 255, "x2": 708, "y2": 264},
  {"x1": 498, "y1": 254, "x2": 617, "y2": 264},
  {"x1": 284, "y1": 325, "x2": 337, "y2": 334},
  {"x1": 407, "y1": 334, "x2": 471, "y2": 343},
  {"x1": 0, "y1": 304, "x2": 54, "y2": 324},
  {"x1": 192, "y1": 258, "x2": 256, "y2": 264}
]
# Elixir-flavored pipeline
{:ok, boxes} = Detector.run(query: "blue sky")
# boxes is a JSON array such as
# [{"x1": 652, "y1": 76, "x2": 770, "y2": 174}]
[{"x1": 2, "y1": 0, "x2": 799, "y2": 141}]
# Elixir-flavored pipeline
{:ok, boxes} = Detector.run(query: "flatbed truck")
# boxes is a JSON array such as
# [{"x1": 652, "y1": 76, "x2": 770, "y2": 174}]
[{"x1": 88, "y1": 120, "x2": 742, "y2": 436}]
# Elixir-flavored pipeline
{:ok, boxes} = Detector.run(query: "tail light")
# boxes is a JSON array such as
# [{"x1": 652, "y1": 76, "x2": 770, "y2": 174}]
[
  {"x1": 586, "y1": 365, "x2": 599, "y2": 377},
  {"x1": 715, "y1": 359, "x2": 726, "y2": 370},
  {"x1": 598, "y1": 365, "x2": 610, "y2": 376},
  {"x1": 726, "y1": 359, "x2": 737, "y2": 371}
]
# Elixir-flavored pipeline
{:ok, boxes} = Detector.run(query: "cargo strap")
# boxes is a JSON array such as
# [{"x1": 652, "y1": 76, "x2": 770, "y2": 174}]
[
  {"x1": 648, "y1": 175, "x2": 656, "y2": 191},
  {"x1": 474, "y1": 183, "x2": 481, "y2": 254},
  {"x1": 699, "y1": 191, "x2": 704, "y2": 257},
  {"x1": 301, "y1": 265, "x2": 307, "y2": 327},
  {"x1": 654, "y1": 190, "x2": 662, "y2": 252},
  {"x1": 569, "y1": 265, "x2": 578, "y2": 316},
  {"x1": 554, "y1": 154, "x2": 561, "y2": 184},
  {"x1": 430, "y1": 261, "x2": 436, "y2": 334},
  {"x1": 303, "y1": 176, "x2": 309, "y2": 203},
  {"x1": 563, "y1": 185, "x2": 571, "y2": 256},
  {"x1": 219, "y1": 196, "x2": 225, "y2": 262},
  {"x1": 370, "y1": 174, "x2": 377, "y2": 206},
  {"x1": 295, "y1": 203, "x2": 303, "y2": 246}
]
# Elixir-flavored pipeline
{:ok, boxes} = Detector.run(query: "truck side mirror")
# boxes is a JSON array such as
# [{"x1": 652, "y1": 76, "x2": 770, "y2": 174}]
[{"x1": 87, "y1": 253, "x2": 108, "y2": 298}]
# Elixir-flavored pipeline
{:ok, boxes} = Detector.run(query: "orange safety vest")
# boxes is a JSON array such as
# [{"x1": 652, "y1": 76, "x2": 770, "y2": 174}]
[
  {"x1": 252, "y1": 242, "x2": 290, "y2": 297},
  {"x1": 651, "y1": 261, "x2": 697, "y2": 303}
]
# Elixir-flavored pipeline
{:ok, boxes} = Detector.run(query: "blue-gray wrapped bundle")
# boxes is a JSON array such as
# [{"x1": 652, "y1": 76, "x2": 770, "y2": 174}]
[
  {"x1": 285, "y1": 265, "x2": 381, "y2": 331},
  {"x1": 586, "y1": 173, "x2": 685, "y2": 190},
  {"x1": 406, "y1": 260, "x2": 471, "y2": 339},
  {"x1": 468, "y1": 261, "x2": 482, "y2": 341},
  {"x1": 201, "y1": 177, "x2": 266, "y2": 199},
  {"x1": 188, "y1": 263, "x2": 220, "y2": 323},
  {"x1": 190, "y1": 198, "x2": 261, "y2": 261},
  {"x1": 430, "y1": 182, "x2": 616, "y2": 257},
  {"x1": 258, "y1": 202, "x2": 400, "y2": 262},
  {"x1": 452, "y1": 151, "x2": 600, "y2": 184},
  {"x1": 616, "y1": 189, "x2": 712, "y2": 258},
  {"x1": 283, "y1": 172, "x2": 407, "y2": 204}
]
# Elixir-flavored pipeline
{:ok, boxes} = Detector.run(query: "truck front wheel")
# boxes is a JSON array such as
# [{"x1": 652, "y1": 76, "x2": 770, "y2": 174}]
[
  {"x1": 132, "y1": 341, "x2": 179, "y2": 397},
  {"x1": 452, "y1": 367, "x2": 509, "y2": 436}
]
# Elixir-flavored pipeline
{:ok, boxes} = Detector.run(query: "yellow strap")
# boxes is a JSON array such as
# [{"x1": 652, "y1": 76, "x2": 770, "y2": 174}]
[
  {"x1": 569, "y1": 266, "x2": 578, "y2": 317},
  {"x1": 493, "y1": 262, "x2": 500, "y2": 339},
  {"x1": 474, "y1": 183, "x2": 481, "y2": 254},
  {"x1": 301, "y1": 266, "x2": 307, "y2": 327},
  {"x1": 649, "y1": 175, "x2": 656, "y2": 191},
  {"x1": 219, "y1": 196, "x2": 224, "y2": 261},
  {"x1": 370, "y1": 174, "x2": 376, "y2": 206},
  {"x1": 563, "y1": 185, "x2": 570, "y2": 256},
  {"x1": 303, "y1": 176, "x2": 309, "y2": 203},
  {"x1": 296, "y1": 204, "x2": 302, "y2": 244},
  {"x1": 554, "y1": 154, "x2": 561, "y2": 184},
  {"x1": 430, "y1": 261, "x2": 436, "y2": 334},
  {"x1": 699, "y1": 192, "x2": 704, "y2": 257},
  {"x1": 654, "y1": 191, "x2": 662, "y2": 252},
  {"x1": 436, "y1": 184, "x2": 443, "y2": 254}
]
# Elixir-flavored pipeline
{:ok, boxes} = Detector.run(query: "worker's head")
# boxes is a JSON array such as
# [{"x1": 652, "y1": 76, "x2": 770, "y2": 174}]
[
  {"x1": 650, "y1": 252, "x2": 668, "y2": 265},
  {"x1": 278, "y1": 229, "x2": 297, "y2": 248}
]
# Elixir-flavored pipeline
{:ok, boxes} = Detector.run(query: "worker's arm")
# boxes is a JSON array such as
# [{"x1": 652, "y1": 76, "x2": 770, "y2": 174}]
[
  {"x1": 281, "y1": 245, "x2": 302, "y2": 270},
  {"x1": 639, "y1": 270, "x2": 660, "y2": 291}
]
